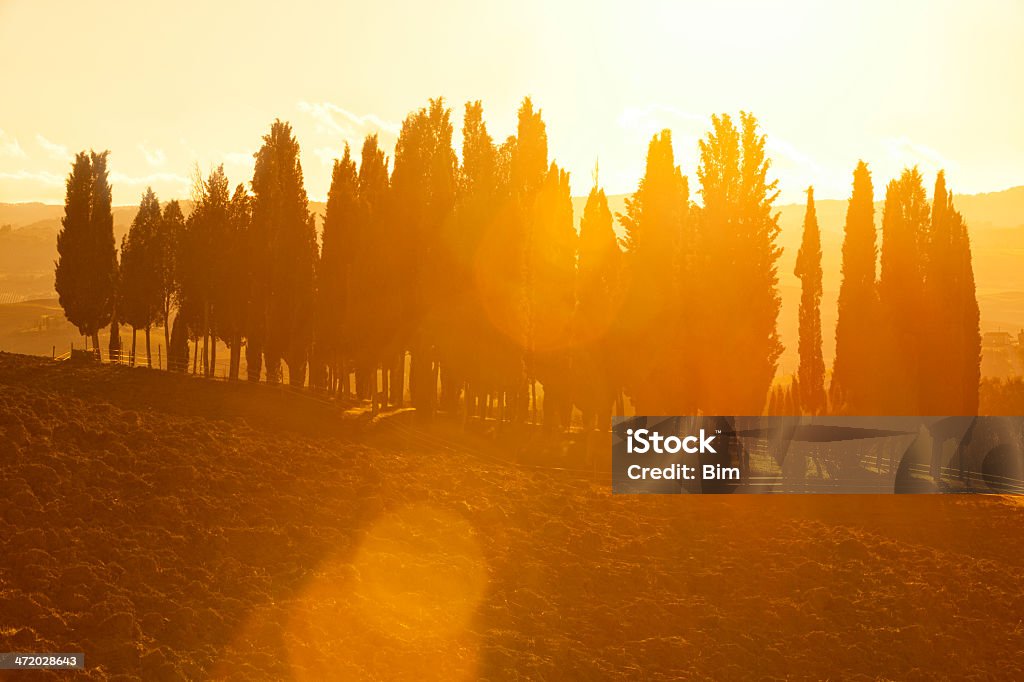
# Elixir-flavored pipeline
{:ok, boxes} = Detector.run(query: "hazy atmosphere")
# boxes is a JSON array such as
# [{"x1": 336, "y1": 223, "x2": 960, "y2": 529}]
[
  {"x1": 3, "y1": 2, "x2": 1024, "y2": 679},
  {"x1": 2, "y1": 0, "x2": 1022, "y2": 204}
]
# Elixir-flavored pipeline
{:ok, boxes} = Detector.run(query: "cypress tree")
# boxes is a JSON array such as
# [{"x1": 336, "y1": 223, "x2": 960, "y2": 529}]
[
  {"x1": 794, "y1": 187, "x2": 825, "y2": 414},
  {"x1": 831, "y1": 161, "x2": 878, "y2": 414},
  {"x1": 450, "y1": 101, "x2": 500, "y2": 417},
  {"x1": 574, "y1": 182, "x2": 622, "y2": 429},
  {"x1": 953, "y1": 205, "x2": 982, "y2": 415},
  {"x1": 55, "y1": 150, "x2": 117, "y2": 351},
  {"x1": 392, "y1": 99, "x2": 457, "y2": 416},
  {"x1": 221, "y1": 184, "x2": 251, "y2": 380},
  {"x1": 156, "y1": 200, "x2": 184, "y2": 361},
  {"x1": 696, "y1": 113, "x2": 782, "y2": 414},
  {"x1": 180, "y1": 166, "x2": 230, "y2": 377},
  {"x1": 471, "y1": 131, "x2": 523, "y2": 422},
  {"x1": 119, "y1": 187, "x2": 163, "y2": 365},
  {"x1": 619, "y1": 130, "x2": 691, "y2": 414},
  {"x1": 353, "y1": 133, "x2": 391, "y2": 400},
  {"x1": 926, "y1": 173, "x2": 981, "y2": 414},
  {"x1": 530, "y1": 162, "x2": 576, "y2": 429},
  {"x1": 316, "y1": 144, "x2": 359, "y2": 393},
  {"x1": 877, "y1": 167, "x2": 930, "y2": 414},
  {"x1": 511, "y1": 98, "x2": 551, "y2": 422},
  {"x1": 250, "y1": 120, "x2": 316, "y2": 386}
]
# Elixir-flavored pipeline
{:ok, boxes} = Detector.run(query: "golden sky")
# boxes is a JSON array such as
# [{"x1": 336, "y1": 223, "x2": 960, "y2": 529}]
[{"x1": 1, "y1": 0, "x2": 1021, "y2": 205}]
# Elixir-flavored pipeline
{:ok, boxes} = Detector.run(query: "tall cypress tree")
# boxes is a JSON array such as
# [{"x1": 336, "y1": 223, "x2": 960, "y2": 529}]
[
  {"x1": 953, "y1": 203, "x2": 982, "y2": 415},
  {"x1": 449, "y1": 101, "x2": 499, "y2": 416},
  {"x1": 831, "y1": 161, "x2": 878, "y2": 414},
  {"x1": 392, "y1": 99, "x2": 456, "y2": 416},
  {"x1": 794, "y1": 187, "x2": 825, "y2": 414},
  {"x1": 877, "y1": 167, "x2": 930, "y2": 414},
  {"x1": 119, "y1": 187, "x2": 163, "y2": 365},
  {"x1": 55, "y1": 150, "x2": 117, "y2": 351},
  {"x1": 250, "y1": 120, "x2": 316, "y2": 386},
  {"x1": 619, "y1": 130, "x2": 691, "y2": 414},
  {"x1": 315, "y1": 144, "x2": 359, "y2": 393},
  {"x1": 696, "y1": 113, "x2": 782, "y2": 414},
  {"x1": 471, "y1": 130, "x2": 523, "y2": 422},
  {"x1": 926, "y1": 172, "x2": 981, "y2": 414},
  {"x1": 574, "y1": 182, "x2": 622, "y2": 429},
  {"x1": 156, "y1": 200, "x2": 184, "y2": 360},
  {"x1": 353, "y1": 134, "x2": 392, "y2": 400},
  {"x1": 511, "y1": 97, "x2": 550, "y2": 422},
  {"x1": 221, "y1": 184, "x2": 251, "y2": 380},
  {"x1": 530, "y1": 162, "x2": 576, "y2": 429},
  {"x1": 180, "y1": 166, "x2": 230, "y2": 377}
]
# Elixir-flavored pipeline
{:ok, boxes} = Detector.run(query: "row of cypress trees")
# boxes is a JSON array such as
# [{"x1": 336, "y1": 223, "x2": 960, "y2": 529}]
[
  {"x1": 54, "y1": 97, "x2": 981, "y2": 422},
  {"x1": 783, "y1": 164, "x2": 981, "y2": 416}
]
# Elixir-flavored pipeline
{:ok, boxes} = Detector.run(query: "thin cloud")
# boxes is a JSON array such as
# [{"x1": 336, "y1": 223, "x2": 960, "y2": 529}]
[
  {"x1": 313, "y1": 146, "x2": 346, "y2": 167},
  {"x1": 35, "y1": 134, "x2": 70, "y2": 161},
  {"x1": 109, "y1": 170, "x2": 190, "y2": 190},
  {"x1": 0, "y1": 169, "x2": 63, "y2": 185},
  {"x1": 619, "y1": 105, "x2": 705, "y2": 136},
  {"x1": 0, "y1": 129, "x2": 28, "y2": 159},
  {"x1": 222, "y1": 151, "x2": 254, "y2": 166},
  {"x1": 298, "y1": 101, "x2": 400, "y2": 139},
  {"x1": 138, "y1": 144, "x2": 167, "y2": 167},
  {"x1": 883, "y1": 136, "x2": 957, "y2": 174}
]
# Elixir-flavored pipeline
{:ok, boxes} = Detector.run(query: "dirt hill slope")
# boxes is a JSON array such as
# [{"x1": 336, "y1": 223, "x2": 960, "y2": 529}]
[{"x1": 1, "y1": 353, "x2": 1022, "y2": 680}]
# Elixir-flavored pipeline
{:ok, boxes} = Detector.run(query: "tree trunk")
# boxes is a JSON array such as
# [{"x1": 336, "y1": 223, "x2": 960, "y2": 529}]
[
  {"x1": 229, "y1": 334, "x2": 241, "y2": 380},
  {"x1": 530, "y1": 380, "x2": 537, "y2": 424},
  {"x1": 391, "y1": 352, "x2": 404, "y2": 408},
  {"x1": 209, "y1": 324, "x2": 217, "y2": 377},
  {"x1": 145, "y1": 326, "x2": 152, "y2": 368},
  {"x1": 91, "y1": 331, "x2": 100, "y2": 355},
  {"x1": 246, "y1": 339, "x2": 262, "y2": 382},
  {"x1": 431, "y1": 360, "x2": 440, "y2": 417},
  {"x1": 131, "y1": 328, "x2": 137, "y2": 367},
  {"x1": 163, "y1": 308, "x2": 171, "y2": 361}
]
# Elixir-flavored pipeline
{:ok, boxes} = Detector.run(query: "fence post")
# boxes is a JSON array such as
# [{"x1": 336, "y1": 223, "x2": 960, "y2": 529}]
[{"x1": 158, "y1": 346, "x2": 162, "y2": 370}]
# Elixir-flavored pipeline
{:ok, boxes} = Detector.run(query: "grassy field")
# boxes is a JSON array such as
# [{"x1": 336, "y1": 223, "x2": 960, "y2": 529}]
[{"x1": 1, "y1": 352, "x2": 1023, "y2": 679}]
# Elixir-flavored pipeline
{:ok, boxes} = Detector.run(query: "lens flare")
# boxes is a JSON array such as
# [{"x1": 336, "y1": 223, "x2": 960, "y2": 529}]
[{"x1": 284, "y1": 505, "x2": 487, "y2": 681}]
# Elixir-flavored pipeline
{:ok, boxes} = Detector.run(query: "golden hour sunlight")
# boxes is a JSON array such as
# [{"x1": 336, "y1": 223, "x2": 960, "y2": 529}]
[{"x1": 1, "y1": 0, "x2": 1023, "y2": 679}]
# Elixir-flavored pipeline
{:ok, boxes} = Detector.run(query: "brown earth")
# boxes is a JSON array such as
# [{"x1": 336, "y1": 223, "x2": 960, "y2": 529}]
[{"x1": 1, "y1": 352, "x2": 1023, "y2": 680}]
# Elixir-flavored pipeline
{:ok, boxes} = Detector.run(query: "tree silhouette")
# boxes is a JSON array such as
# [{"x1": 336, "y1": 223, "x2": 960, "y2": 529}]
[
  {"x1": 47, "y1": 100, "x2": 987, "y2": 422},
  {"x1": 574, "y1": 181, "x2": 622, "y2": 429},
  {"x1": 55, "y1": 151, "x2": 118, "y2": 351},
  {"x1": 448, "y1": 101, "x2": 499, "y2": 417},
  {"x1": 619, "y1": 130, "x2": 691, "y2": 414},
  {"x1": 250, "y1": 120, "x2": 316, "y2": 386},
  {"x1": 794, "y1": 187, "x2": 825, "y2": 414},
  {"x1": 926, "y1": 172, "x2": 981, "y2": 414},
  {"x1": 119, "y1": 187, "x2": 163, "y2": 365},
  {"x1": 352, "y1": 133, "x2": 391, "y2": 400},
  {"x1": 696, "y1": 113, "x2": 782, "y2": 414},
  {"x1": 392, "y1": 99, "x2": 457, "y2": 416},
  {"x1": 221, "y1": 184, "x2": 251, "y2": 380},
  {"x1": 470, "y1": 130, "x2": 524, "y2": 423},
  {"x1": 877, "y1": 167, "x2": 929, "y2": 414},
  {"x1": 831, "y1": 161, "x2": 878, "y2": 414},
  {"x1": 530, "y1": 162, "x2": 576, "y2": 429},
  {"x1": 315, "y1": 144, "x2": 359, "y2": 393},
  {"x1": 156, "y1": 200, "x2": 184, "y2": 359},
  {"x1": 512, "y1": 98, "x2": 552, "y2": 422},
  {"x1": 180, "y1": 166, "x2": 231, "y2": 377}
]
